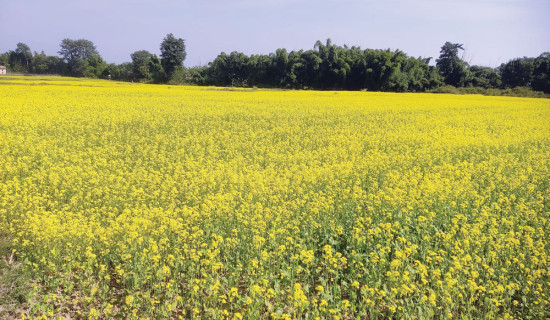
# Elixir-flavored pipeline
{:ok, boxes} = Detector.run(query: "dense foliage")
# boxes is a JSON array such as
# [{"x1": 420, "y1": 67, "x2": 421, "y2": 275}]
[
  {"x1": 203, "y1": 40, "x2": 440, "y2": 92},
  {"x1": 57, "y1": 39, "x2": 105, "y2": 77},
  {"x1": 198, "y1": 41, "x2": 549, "y2": 93},
  {"x1": 0, "y1": 38, "x2": 549, "y2": 93},
  {"x1": 436, "y1": 43, "x2": 468, "y2": 87},
  {"x1": 0, "y1": 76, "x2": 549, "y2": 319},
  {"x1": 160, "y1": 33, "x2": 186, "y2": 81}
]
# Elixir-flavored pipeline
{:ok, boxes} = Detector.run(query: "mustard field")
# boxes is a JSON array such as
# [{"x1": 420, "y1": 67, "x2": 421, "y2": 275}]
[{"x1": 0, "y1": 76, "x2": 549, "y2": 319}]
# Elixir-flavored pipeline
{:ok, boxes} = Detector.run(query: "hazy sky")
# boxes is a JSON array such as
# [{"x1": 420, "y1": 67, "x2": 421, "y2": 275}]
[{"x1": 1, "y1": 0, "x2": 548, "y2": 68}]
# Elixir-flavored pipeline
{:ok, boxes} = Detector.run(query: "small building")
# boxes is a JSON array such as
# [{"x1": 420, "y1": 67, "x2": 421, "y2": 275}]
[{"x1": 0, "y1": 66, "x2": 6, "y2": 75}]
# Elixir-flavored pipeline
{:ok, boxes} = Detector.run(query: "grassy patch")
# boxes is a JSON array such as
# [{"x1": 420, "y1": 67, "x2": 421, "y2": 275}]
[{"x1": 0, "y1": 230, "x2": 31, "y2": 319}]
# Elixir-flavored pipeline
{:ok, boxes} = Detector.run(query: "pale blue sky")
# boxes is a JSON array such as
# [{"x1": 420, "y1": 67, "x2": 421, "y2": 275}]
[{"x1": 1, "y1": 0, "x2": 548, "y2": 68}]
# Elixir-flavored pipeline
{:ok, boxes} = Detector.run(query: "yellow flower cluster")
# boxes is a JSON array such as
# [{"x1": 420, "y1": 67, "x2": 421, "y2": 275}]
[{"x1": 0, "y1": 76, "x2": 549, "y2": 319}]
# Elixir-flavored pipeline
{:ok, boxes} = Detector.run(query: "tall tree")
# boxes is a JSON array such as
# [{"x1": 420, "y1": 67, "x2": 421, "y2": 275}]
[
  {"x1": 130, "y1": 50, "x2": 154, "y2": 80},
  {"x1": 293, "y1": 50, "x2": 322, "y2": 88},
  {"x1": 160, "y1": 33, "x2": 186, "y2": 80},
  {"x1": 531, "y1": 52, "x2": 550, "y2": 93},
  {"x1": 436, "y1": 42, "x2": 468, "y2": 87},
  {"x1": 247, "y1": 54, "x2": 273, "y2": 86},
  {"x1": 499, "y1": 57, "x2": 534, "y2": 88},
  {"x1": 272, "y1": 48, "x2": 290, "y2": 87},
  {"x1": 314, "y1": 39, "x2": 350, "y2": 88},
  {"x1": 46, "y1": 56, "x2": 67, "y2": 75},
  {"x1": 86, "y1": 54, "x2": 107, "y2": 78},
  {"x1": 8, "y1": 43, "x2": 32, "y2": 72},
  {"x1": 0, "y1": 52, "x2": 8, "y2": 68},
  {"x1": 31, "y1": 51, "x2": 49, "y2": 74},
  {"x1": 363, "y1": 49, "x2": 400, "y2": 91},
  {"x1": 148, "y1": 55, "x2": 165, "y2": 83},
  {"x1": 58, "y1": 39, "x2": 101, "y2": 76},
  {"x1": 208, "y1": 52, "x2": 249, "y2": 86},
  {"x1": 58, "y1": 39, "x2": 98, "y2": 65}
]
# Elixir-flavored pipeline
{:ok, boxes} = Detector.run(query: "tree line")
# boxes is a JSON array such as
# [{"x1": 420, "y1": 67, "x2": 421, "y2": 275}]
[
  {"x1": 1, "y1": 35, "x2": 548, "y2": 94},
  {"x1": 0, "y1": 34, "x2": 186, "y2": 83}
]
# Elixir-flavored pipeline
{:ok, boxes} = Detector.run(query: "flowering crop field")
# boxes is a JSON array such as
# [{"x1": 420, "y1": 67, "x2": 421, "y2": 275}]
[{"x1": 0, "y1": 76, "x2": 549, "y2": 319}]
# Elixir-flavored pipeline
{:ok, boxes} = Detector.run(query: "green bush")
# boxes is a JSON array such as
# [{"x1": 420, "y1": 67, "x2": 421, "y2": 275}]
[
  {"x1": 429, "y1": 85, "x2": 549, "y2": 98},
  {"x1": 428, "y1": 85, "x2": 460, "y2": 94}
]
